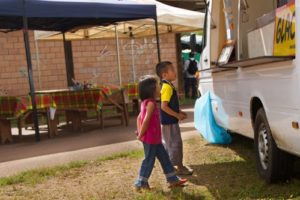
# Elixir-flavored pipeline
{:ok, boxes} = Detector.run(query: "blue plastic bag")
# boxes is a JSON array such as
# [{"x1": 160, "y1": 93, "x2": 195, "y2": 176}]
[{"x1": 194, "y1": 91, "x2": 232, "y2": 144}]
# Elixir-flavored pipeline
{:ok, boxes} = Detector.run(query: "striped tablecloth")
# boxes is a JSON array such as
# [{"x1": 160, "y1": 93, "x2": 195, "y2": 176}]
[
  {"x1": 0, "y1": 94, "x2": 55, "y2": 119},
  {"x1": 123, "y1": 83, "x2": 138, "y2": 99},
  {"x1": 36, "y1": 87, "x2": 121, "y2": 111},
  {"x1": 0, "y1": 96, "x2": 18, "y2": 118},
  {"x1": 50, "y1": 90, "x2": 104, "y2": 111}
]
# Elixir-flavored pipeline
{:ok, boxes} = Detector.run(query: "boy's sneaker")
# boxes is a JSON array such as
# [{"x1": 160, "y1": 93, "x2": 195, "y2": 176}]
[
  {"x1": 168, "y1": 178, "x2": 188, "y2": 188},
  {"x1": 175, "y1": 166, "x2": 193, "y2": 175}
]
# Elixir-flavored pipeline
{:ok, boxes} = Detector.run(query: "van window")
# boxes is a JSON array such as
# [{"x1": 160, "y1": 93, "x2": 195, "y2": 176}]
[{"x1": 277, "y1": 0, "x2": 292, "y2": 7}]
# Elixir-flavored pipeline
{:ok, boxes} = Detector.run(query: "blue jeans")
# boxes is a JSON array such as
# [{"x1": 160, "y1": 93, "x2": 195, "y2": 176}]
[{"x1": 135, "y1": 143, "x2": 179, "y2": 187}]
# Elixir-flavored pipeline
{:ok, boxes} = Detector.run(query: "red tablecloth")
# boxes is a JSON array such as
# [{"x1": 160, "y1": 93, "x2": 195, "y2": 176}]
[
  {"x1": 0, "y1": 94, "x2": 55, "y2": 119},
  {"x1": 36, "y1": 87, "x2": 121, "y2": 111},
  {"x1": 50, "y1": 90, "x2": 104, "y2": 110},
  {"x1": 123, "y1": 83, "x2": 138, "y2": 99}
]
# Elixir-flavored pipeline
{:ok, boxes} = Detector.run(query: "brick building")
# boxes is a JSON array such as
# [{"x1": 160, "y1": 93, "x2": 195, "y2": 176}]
[{"x1": 0, "y1": 31, "x2": 180, "y2": 96}]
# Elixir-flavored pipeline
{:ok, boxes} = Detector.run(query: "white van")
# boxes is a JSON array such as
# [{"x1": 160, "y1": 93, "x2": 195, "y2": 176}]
[{"x1": 199, "y1": 0, "x2": 299, "y2": 183}]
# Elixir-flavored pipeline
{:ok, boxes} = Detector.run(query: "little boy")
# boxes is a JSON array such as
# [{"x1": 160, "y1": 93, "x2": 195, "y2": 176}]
[{"x1": 156, "y1": 61, "x2": 193, "y2": 175}]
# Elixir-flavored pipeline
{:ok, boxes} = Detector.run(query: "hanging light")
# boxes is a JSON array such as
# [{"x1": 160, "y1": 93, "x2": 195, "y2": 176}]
[{"x1": 129, "y1": 26, "x2": 133, "y2": 38}]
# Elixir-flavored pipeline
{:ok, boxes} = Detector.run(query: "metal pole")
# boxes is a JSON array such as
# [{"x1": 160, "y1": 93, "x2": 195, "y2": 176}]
[
  {"x1": 114, "y1": 25, "x2": 122, "y2": 85},
  {"x1": 131, "y1": 39, "x2": 136, "y2": 82},
  {"x1": 63, "y1": 32, "x2": 74, "y2": 86},
  {"x1": 22, "y1": 0, "x2": 40, "y2": 141},
  {"x1": 34, "y1": 37, "x2": 42, "y2": 89},
  {"x1": 154, "y1": 17, "x2": 161, "y2": 62}
]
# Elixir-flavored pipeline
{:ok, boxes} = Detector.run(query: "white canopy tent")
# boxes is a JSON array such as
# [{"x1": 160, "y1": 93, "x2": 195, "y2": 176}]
[
  {"x1": 34, "y1": 0, "x2": 204, "y2": 40},
  {"x1": 34, "y1": 0, "x2": 205, "y2": 84}
]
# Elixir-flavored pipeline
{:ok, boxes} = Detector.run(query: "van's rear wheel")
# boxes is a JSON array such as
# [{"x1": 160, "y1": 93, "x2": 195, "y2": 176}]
[{"x1": 254, "y1": 108, "x2": 294, "y2": 183}]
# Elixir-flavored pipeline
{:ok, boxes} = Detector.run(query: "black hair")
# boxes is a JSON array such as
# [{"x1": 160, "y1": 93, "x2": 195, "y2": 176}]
[
  {"x1": 138, "y1": 76, "x2": 157, "y2": 101},
  {"x1": 189, "y1": 52, "x2": 195, "y2": 58},
  {"x1": 156, "y1": 61, "x2": 172, "y2": 79}
]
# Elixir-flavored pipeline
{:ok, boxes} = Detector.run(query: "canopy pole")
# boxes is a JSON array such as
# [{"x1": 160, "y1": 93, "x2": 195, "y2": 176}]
[
  {"x1": 154, "y1": 17, "x2": 161, "y2": 62},
  {"x1": 34, "y1": 37, "x2": 42, "y2": 90},
  {"x1": 63, "y1": 32, "x2": 74, "y2": 86},
  {"x1": 131, "y1": 39, "x2": 136, "y2": 82},
  {"x1": 22, "y1": 0, "x2": 40, "y2": 142},
  {"x1": 115, "y1": 25, "x2": 122, "y2": 86}
]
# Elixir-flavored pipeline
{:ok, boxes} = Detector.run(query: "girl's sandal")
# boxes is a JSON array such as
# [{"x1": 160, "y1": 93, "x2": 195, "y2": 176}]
[{"x1": 168, "y1": 178, "x2": 188, "y2": 188}]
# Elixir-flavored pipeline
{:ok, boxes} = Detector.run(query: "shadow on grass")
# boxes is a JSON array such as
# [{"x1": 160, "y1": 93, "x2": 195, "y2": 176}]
[
  {"x1": 186, "y1": 134, "x2": 300, "y2": 199},
  {"x1": 0, "y1": 150, "x2": 143, "y2": 187},
  {"x1": 135, "y1": 187, "x2": 208, "y2": 200}
]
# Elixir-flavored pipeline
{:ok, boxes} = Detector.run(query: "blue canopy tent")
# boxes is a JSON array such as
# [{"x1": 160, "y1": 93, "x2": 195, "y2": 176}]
[
  {"x1": 0, "y1": 0, "x2": 157, "y2": 141},
  {"x1": 0, "y1": 0, "x2": 157, "y2": 31}
]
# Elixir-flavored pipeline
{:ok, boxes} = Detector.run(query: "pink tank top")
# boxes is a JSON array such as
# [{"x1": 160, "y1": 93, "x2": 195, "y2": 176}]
[{"x1": 139, "y1": 99, "x2": 162, "y2": 144}]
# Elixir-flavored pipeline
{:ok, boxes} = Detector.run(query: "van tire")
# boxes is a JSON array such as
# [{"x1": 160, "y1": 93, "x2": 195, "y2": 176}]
[{"x1": 254, "y1": 108, "x2": 294, "y2": 183}]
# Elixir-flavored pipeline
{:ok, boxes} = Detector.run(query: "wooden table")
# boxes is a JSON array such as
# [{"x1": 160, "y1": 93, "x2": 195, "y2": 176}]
[
  {"x1": 0, "y1": 95, "x2": 57, "y2": 144},
  {"x1": 36, "y1": 87, "x2": 129, "y2": 131}
]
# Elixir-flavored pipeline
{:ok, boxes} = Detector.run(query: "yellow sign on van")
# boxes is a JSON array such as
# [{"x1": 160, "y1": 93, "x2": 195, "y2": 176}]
[{"x1": 273, "y1": 0, "x2": 295, "y2": 56}]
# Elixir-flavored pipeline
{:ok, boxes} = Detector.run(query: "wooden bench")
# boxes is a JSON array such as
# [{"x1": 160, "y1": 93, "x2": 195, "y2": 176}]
[
  {"x1": 0, "y1": 112, "x2": 58, "y2": 144},
  {"x1": 64, "y1": 109, "x2": 88, "y2": 131},
  {"x1": 98, "y1": 88, "x2": 129, "y2": 129},
  {"x1": 0, "y1": 118, "x2": 14, "y2": 144},
  {"x1": 17, "y1": 108, "x2": 59, "y2": 138},
  {"x1": 58, "y1": 89, "x2": 129, "y2": 131},
  {"x1": 127, "y1": 98, "x2": 140, "y2": 114}
]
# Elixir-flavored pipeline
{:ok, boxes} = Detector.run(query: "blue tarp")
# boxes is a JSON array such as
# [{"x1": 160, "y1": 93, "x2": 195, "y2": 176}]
[
  {"x1": 194, "y1": 91, "x2": 232, "y2": 144},
  {"x1": 0, "y1": 0, "x2": 156, "y2": 31}
]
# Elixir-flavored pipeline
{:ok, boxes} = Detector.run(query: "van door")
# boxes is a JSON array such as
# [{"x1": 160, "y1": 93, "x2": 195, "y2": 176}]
[
  {"x1": 200, "y1": 0, "x2": 227, "y2": 73},
  {"x1": 200, "y1": 0, "x2": 212, "y2": 71}
]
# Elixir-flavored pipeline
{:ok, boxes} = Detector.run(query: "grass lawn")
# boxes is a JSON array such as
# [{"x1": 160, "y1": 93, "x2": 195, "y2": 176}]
[{"x1": 0, "y1": 135, "x2": 299, "y2": 200}]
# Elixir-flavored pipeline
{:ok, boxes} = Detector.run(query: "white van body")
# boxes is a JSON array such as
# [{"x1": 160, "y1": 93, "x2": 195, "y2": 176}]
[{"x1": 199, "y1": 0, "x2": 300, "y2": 182}]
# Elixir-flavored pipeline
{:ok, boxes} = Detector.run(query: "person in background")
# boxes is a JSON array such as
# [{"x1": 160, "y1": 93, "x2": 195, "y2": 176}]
[
  {"x1": 156, "y1": 61, "x2": 194, "y2": 175},
  {"x1": 183, "y1": 52, "x2": 199, "y2": 99},
  {"x1": 134, "y1": 76, "x2": 188, "y2": 191}
]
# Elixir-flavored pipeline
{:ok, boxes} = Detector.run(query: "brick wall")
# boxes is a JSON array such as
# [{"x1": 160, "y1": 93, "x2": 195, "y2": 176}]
[
  {"x1": 0, "y1": 31, "x2": 178, "y2": 96},
  {"x1": 0, "y1": 31, "x2": 31, "y2": 96}
]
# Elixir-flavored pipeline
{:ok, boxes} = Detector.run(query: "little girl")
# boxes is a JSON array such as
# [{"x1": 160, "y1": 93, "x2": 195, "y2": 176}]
[{"x1": 134, "y1": 76, "x2": 187, "y2": 190}]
